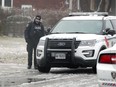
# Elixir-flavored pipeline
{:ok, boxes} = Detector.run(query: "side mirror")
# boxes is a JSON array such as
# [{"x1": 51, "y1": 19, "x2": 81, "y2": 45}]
[
  {"x1": 45, "y1": 28, "x2": 51, "y2": 35},
  {"x1": 108, "y1": 30, "x2": 116, "y2": 36},
  {"x1": 103, "y1": 28, "x2": 116, "y2": 36}
]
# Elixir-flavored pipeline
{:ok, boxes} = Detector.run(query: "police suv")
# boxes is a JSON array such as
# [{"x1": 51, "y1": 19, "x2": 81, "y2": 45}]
[{"x1": 36, "y1": 12, "x2": 116, "y2": 73}]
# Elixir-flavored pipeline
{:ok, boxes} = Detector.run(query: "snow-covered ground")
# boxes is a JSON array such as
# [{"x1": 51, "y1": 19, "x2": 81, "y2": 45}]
[
  {"x1": 0, "y1": 63, "x2": 99, "y2": 87},
  {"x1": 0, "y1": 36, "x2": 99, "y2": 87},
  {"x1": 0, "y1": 36, "x2": 27, "y2": 64}
]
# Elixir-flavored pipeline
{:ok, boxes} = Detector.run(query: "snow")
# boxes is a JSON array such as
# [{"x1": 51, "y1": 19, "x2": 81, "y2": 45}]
[
  {"x1": 0, "y1": 36, "x2": 27, "y2": 64},
  {"x1": 0, "y1": 36, "x2": 99, "y2": 87}
]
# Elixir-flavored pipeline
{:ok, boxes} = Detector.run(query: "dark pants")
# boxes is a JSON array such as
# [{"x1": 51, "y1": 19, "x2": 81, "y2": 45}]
[{"x1": 27, "y1": 43, "x2": 37, "y2": 68}]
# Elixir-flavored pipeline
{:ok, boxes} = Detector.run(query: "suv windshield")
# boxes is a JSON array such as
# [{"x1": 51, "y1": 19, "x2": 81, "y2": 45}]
[{"x1": 52, "y1": 20, "x2": 102, "y2": 34}]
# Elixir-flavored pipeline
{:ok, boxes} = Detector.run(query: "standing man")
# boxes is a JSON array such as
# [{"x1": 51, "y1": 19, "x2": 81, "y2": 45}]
[{"x1": 24, "y1": 15, "x2": 45, "y2": 69}]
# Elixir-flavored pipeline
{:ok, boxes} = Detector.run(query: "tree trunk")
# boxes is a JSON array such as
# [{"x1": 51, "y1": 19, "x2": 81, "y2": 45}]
[{"x1": 80, "y1": 0, "x2": 91, "y2": 12}]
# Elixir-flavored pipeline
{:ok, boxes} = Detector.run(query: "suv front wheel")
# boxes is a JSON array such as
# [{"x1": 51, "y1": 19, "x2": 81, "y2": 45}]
[
  {"x1": 92, "y1": 66, "x2": 97, "y2": 74},
  {"x1": 37, "y1": 65, "x2": 51, "y2": 73}
]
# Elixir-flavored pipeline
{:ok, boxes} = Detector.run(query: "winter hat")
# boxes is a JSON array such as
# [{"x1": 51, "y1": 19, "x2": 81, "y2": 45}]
[{"x1": 35, "y1": 15, "x2": 41, "y2": 20}]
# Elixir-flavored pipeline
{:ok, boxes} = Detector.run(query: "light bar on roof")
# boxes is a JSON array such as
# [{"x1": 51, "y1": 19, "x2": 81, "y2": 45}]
[{"x1": 69, "y1": 12, "x2": 108, "y2": 16}]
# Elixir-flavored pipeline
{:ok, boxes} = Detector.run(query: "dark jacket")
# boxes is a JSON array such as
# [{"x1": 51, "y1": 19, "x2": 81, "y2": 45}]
[{"x1": 24, "y1": 21, "x2": 44, "y2": 46}]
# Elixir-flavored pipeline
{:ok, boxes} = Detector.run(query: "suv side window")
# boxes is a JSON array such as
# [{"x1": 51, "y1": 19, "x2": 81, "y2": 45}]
[
  {"x1": 106, "y1": 20, "x2": 113, "y2": 30},
  {"x1": 111, "y1": 19, "x2": 116, "y2": 30}
]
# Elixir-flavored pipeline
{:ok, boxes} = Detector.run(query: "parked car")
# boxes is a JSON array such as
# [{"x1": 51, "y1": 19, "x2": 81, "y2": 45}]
[
  {"x1": 36, "y1": 12, "x2": 116, "y2": 73},
  {"x1": 97, "y1": 44, "x2": 116, "y2": 87}
]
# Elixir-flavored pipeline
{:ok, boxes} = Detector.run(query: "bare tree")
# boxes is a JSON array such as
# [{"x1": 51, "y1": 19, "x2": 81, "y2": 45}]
[{"x1": 80, "y1": 0, "x2": 91, "y2": 12}]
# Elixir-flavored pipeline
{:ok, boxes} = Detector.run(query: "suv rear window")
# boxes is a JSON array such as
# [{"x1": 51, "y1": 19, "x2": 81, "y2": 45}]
[{"x1": 52, "y1": 20, "x2": 102, "y2": 34}]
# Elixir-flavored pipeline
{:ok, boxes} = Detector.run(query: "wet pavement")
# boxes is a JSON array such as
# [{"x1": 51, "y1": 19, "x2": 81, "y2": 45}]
[
  {"x1": 0, "y1": 77, "x2": 45, "y2": 87},
  {"x1": 0, "y1": 63, "x2": 98, "y2": 87},
  {"x1": 0, "y1": 63, "x2": 40, "y2": 87},
  {"x1": 0, "y1": 37, "x2": 99, "y2": 87}
]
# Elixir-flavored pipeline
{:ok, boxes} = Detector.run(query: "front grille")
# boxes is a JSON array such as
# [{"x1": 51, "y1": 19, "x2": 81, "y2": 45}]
[
  {"x1": 45, "y1": 38, "x2": 81, "y2": 66},
  {"x1": 47, "y1": 39, "x2": 80, "y2": 49}
]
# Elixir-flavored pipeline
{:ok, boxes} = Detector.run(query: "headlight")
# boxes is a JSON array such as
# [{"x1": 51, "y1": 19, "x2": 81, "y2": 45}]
[
  {"x1": 82, "y1": 50, "x2": 94, "y2": 57},
  {"x1": 79, "y1": 39, "x2": 96, "y2": 46},
  {"x1": 37, "y1": 49, "x2": 42, "y2": 57},
  {"x1": 38, "y1": 40, "x2": 45, "y2": 46}
]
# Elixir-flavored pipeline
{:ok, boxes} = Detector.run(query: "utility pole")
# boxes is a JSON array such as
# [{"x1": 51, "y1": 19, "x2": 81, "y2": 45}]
[
  {"x1": 77, "y1": 0, "x2": 81, "y2": 11},
  {"x1": 114, "y1": 1, "x2": 116, "y2": 16},
  {"x1": 65, "y1": 0, "x2": 81, "y2": 12},
  {"x1": 1, "y1": 0, "x2": 4, "y2": 8},
  {"x1": 69, "y1": 0, "x2": 72, "y2": 12},
  {"x1": 111, "y1": 0, "x2": 115, "y2": 15}
]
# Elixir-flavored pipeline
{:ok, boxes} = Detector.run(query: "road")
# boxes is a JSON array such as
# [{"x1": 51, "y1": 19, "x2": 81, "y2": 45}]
[{"x1": 0, "y1": 63, "x2": 99, "y2": 87}]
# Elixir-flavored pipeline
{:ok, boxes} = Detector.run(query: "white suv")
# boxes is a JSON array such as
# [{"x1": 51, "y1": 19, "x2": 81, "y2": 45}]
[{"x1": 36, "y1": 12, "x2": 116, "y2": 73}]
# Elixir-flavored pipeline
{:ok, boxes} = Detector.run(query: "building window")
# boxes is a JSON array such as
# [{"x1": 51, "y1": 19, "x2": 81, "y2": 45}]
[{"x1": 4, "y1": 0, "x2": 11, "y2": 7}]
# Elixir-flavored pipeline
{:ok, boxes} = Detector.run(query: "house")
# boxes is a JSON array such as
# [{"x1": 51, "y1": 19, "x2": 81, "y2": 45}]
[
  {"x1": 0, "y1": 0, "x2": 67, "y2": 10},
  {"x1": 0, "y1": 0, "x2": 116, "y2": 15},
  {"x1": 14, "y1": 0, "x2": 67, "y2": 10},
  {"x1": 0, "y1": 0, "x2": 13, "y2": 9}
]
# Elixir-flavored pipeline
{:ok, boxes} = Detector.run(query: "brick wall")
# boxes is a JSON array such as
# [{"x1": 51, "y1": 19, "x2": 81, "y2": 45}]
[{"x1": 13, "y1": 0, "x2": 66, "y2": 10}]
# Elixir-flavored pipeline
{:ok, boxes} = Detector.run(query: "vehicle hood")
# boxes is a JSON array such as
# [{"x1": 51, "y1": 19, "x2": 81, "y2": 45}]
[{"x1": 41, "y1": 34, "x2": 103, "y2": 40}]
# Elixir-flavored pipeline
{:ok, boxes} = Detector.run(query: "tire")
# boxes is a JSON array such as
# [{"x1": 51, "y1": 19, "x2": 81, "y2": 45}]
[
  {"x1": 93, "y1": 47, "x2": 106, "y2": 74},
  {"x1": 92, "y1": 66, "x2": 97, "y2": 74},
  {"x1": 68, "y1": 65, "x2": 79, "y2": 69},
  {"x1": 92, "y1": 47, "x2": 106, "y2": 74},
  {"x1": 37, "y1": 65, "x2": 51, "y2": 73}
]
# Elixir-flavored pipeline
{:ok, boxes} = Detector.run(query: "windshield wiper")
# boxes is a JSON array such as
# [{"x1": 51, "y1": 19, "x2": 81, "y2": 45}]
[
  {"x1": 52, "y1": 32, "x2": 71, "y2": 34},
  {"x1": 66, "y1": 32, "x2": 86, "y2": 34},
  {"x1": 51, "y1": 32, "x2": 86, "y2": 34},
  {"x1": 51, "y1": 32, "x2": 59, "y2": 34}
]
